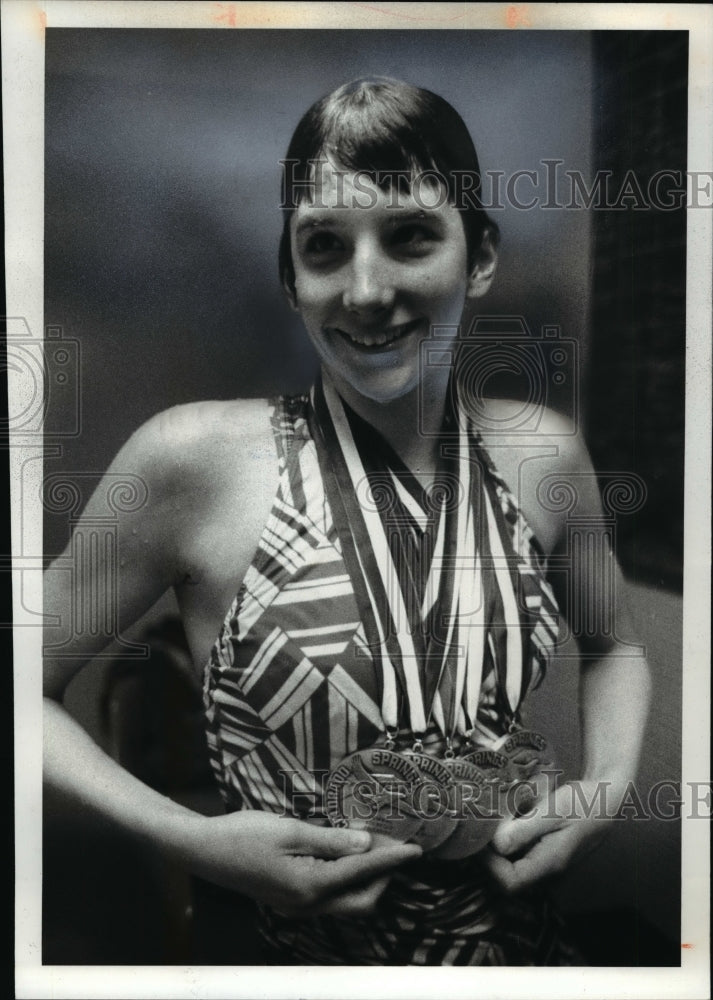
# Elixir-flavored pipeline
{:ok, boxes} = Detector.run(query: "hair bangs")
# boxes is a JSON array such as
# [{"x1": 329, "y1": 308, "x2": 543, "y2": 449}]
[
  {"x1": 314, "y1": 98, "x2": 440, "y2": 192},
  {"x1": 279, "y1": 77, "x2": 498, "y2": 296}
]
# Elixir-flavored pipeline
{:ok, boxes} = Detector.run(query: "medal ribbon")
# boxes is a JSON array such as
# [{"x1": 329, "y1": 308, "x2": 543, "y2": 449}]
[
  {"x1": 430, "y1": 415, "x2": 472, "y2": 745},
  {"x1": 465, "y1": 439, "x2": 532, "y2": 745},
  {"x1": 432, "y1": 422, "x2": 534, "y2": 750},
  {"x1": 311, "y1": 375, "x2": 423, "y2": 732},
  {"x1": 310, "y1": 372, "x2": 531, "y2": 748},
  {"x1": 312, "y1": 372, "x2": 470, "y2": 737}
]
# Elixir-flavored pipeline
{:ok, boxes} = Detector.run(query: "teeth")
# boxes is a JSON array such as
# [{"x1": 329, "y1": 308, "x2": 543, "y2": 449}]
[{"x1": 339, "y1": 322, "x2": 414, "y2": 347}]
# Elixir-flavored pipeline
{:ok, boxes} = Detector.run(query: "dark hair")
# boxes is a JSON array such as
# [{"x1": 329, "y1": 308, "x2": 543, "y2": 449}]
[{"x1": 279, "y1": 77, "x2": 499, "y2": 298}]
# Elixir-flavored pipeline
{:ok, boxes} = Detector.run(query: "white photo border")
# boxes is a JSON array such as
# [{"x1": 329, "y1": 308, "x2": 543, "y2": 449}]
[{"x1": 5, "y1": 2, "x2": 711, "y2": 998}]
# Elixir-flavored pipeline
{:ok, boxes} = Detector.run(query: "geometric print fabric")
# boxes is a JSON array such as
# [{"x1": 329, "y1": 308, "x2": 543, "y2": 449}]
[{"x1": 202, "y1": 393, "x2": 562, "y2": 964}]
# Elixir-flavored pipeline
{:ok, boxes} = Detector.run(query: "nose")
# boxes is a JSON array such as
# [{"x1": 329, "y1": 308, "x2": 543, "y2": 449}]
[{"x1": 342, "y1": 243, "x2": 395, "y2": 315}]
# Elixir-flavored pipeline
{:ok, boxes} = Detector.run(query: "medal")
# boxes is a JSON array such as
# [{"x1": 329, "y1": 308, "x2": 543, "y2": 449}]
[
  {"x1": 403, "y1": 750, "x2": 459, "y2": 851},
  {"x1": 325, "y1": 747, "x2": 426, "y2": 845},
  {"x1": 461, "y1": 746, "x2": 512, "y2": 804},
  {"x1": 495, "y1": 728, "x2": 552, "y2": 779},
  {"x1": 431, "y1": 755, "x2": 501, "y2": 859},
  {"x1": 462, "y1": 746, "x2": 509, "y2": 779},
  {"x1": 492, "y1": 726, "x2": 557, "y2": 815}
]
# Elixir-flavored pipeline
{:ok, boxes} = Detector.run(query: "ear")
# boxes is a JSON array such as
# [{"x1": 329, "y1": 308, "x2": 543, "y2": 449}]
[
  {"x1": 466, "y1": 229, "x2": 498, "y2": 299},
  {"x1": 282, "y1": 272, "x2": 300, "y2": 312}
]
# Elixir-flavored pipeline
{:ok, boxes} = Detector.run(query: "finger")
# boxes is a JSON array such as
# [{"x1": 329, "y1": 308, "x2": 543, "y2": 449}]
[
  {"x1": 483, "y1": 833, "x2": 569, "y2": 894},
  {"x1": 491, "y1": 799, "x2": 567, "y2": 857},
  {"x1": 286, "y1": 819, "x2": 373, "y2": 859},
  {"x1": 313, "y1": 875, "x2": 392, "y2": 916},
  {"x1": 481, "y1": 848, "x2": 519, "y2": 892},
  {"x1": 313, "y1": 843, "x2": 423, "y2": 896}
]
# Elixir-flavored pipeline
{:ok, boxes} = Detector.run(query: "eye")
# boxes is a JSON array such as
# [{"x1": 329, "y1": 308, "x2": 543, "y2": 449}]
[
  {"x1": 391, "y1": 224, "x2": 438, "y2": 254},
  {"x1": 303, "y1": 231, "x2": 344, "y2": 256}
]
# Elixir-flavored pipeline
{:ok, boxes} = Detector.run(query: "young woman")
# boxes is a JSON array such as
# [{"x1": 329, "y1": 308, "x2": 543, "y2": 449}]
[{"x1": 44, "y1": 78, "x2": 651, "y2": 965}]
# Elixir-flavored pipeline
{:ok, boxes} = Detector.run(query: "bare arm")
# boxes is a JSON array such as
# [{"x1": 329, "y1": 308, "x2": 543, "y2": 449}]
[
  {"x1": 483, "y1": 418, "x2": 651, "y2": 890},
  {"x1": 44, "y1": 405, "x2": 421, "y2": 916},
  {"x1": 44, "y1": 408, "x2": 189, "y2": 837}
]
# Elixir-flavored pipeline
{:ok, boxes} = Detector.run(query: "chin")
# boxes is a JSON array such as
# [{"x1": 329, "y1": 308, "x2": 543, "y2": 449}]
[{"x1": 330, "y1": 366, "x2": 422, "y2": 407}]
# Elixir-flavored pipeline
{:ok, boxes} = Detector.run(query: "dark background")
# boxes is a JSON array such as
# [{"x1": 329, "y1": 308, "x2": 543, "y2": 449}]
[
  {"x1": 587, "y1": 32, "x2": 686, "y2": 590},
  {"x1": 44, "y1": 28, "x2": 596, "y2": 546},
  {"x1": 43, "y1": 29, "x2": 685, "y2": 965},
  {"x1": 43, "y1": 29, "x2": 686, "y2": 589}
]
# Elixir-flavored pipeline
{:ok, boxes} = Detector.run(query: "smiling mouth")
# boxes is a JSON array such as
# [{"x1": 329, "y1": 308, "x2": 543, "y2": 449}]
[{"x1": 329, "y1": 319, "x2": 422, "y2": 350}]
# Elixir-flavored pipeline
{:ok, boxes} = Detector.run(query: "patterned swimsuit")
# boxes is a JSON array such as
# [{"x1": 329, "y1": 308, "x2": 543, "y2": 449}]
[{"x1": 203, "y1": 393, "x2": 568, "y2": 965}]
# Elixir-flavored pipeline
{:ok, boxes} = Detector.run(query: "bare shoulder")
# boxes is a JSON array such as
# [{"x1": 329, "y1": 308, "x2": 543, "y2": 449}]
[
  {"x1": 96, "y1": 397, "x2": 276, "y2": 582},
  {"x1": 128, "y1": 398, "x2": 274, "y2": 483},
  {"x1": 44, "y1": 398, "x2": 278, "y2": 688},
  {"x1": 115, "y1": 399, "x2": 274, "y2": 495},
  {"x1": 474, "y1": 398, "x2": 593, "y2": 478},
  {"x1": 152, "y1": 397, "x2": 272, "y2": 441},
  {"x1": 473, "y1": 399, "x2": 598, "y2": 554}
]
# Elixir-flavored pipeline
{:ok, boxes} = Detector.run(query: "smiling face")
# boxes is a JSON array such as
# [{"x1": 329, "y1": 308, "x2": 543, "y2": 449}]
[{"x1": 288, "y1": 164, "x2": 494, "y2": 407}]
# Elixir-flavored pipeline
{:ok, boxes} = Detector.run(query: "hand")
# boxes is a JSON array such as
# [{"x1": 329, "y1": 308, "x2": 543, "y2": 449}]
[
  {"x1": 180, "y1": 810, "x2": 422, "y2": 917},
  {"x1": 481, "y1": 780, "x2": 611, "y2": 895}
]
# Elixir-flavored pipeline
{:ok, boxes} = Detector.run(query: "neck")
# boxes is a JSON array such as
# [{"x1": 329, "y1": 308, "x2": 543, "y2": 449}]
[{"x1": 326, "y1": 368, "x2": 452, "y2": 484}]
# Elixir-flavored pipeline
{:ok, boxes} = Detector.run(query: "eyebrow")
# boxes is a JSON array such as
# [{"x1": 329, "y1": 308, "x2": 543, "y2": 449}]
[
  {"x1": 294, "y1": 216, "x2": 336, "y2": 236},
  {"x1": 294, "y1": 209, "x2": 443, "y2": 236},
  {"x1": 386, "y1": 210, "x2": 442, "y2": 224}
]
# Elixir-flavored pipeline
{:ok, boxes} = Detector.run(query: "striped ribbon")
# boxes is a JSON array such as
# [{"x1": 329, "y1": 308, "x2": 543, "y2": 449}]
[{"x1": 310, "y1": 370, "x2": 527, "y2": 744}]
